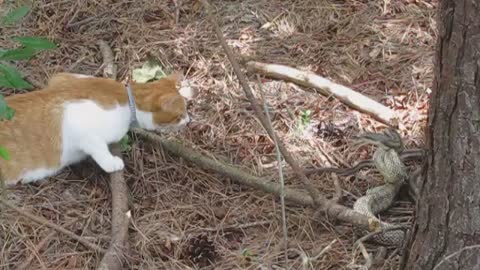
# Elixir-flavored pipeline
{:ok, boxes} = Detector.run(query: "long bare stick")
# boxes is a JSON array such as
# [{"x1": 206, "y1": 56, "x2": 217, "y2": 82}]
[
  {"x1": 198, "y1": 0, "x2": 380, "y2": 231},
  {"x1": 132, "y1": 128, "x2": 378, "y2": 231},
  {"x1": 0, "y1": 198, "x2": 105, "y2": 254},
  {"x1": 132, "y1": 128, "x2": 313, "y2": 206},
  {"x1": 257, "y1": 75, "x2": 288, "y2": 265},
  {"x1": 245, "y1": 61, "x2": 398, "y2": 125},
  {"x1": 97, "y1": 40, "x2": 130, "y2": 270},
  {"x1": 198, "y1": 0, "x2": 321, "y2": 207}
]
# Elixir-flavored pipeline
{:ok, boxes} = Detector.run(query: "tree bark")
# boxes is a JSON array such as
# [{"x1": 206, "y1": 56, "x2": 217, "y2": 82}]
[{"x1": 403, "y1": 1, "x2": 480, "y2": 269}]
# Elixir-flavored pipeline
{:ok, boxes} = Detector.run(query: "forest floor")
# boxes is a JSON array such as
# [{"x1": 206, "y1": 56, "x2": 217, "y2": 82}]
[{"x1": 0, "y1": 0, "x2": 436, "y2": 269}]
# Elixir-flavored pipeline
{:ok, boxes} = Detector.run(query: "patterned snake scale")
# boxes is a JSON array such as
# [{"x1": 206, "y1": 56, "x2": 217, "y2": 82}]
[{"x1": 352, "y1": 128, "x2": 409, "y2": 246}]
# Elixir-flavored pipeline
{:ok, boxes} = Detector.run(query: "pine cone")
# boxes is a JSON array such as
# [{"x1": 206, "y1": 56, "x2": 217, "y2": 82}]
[{"x1": 184, "y1": 234, "x2": 218, "y2": 267}]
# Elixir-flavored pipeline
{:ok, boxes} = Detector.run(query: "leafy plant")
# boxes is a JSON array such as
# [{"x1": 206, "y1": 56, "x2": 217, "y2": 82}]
[
  {"x1": 0, "y1": 95, "x2": 13, "y2": 160},
  {"x1": 0, "y1": 5, "x2": 57, "y2": 160},
  {"x1": 1, "y1": 5, "x2": 29, "y2": 25},
  {"x1": 294, "y1": 109, "x2": 313, "y2": 135},
  {"x1": 119, "y1": 134, "x2": 132, "y2": 152},
  {"x1": 300, "y1": 109, "x2": 312, "y2": 126},
  {"x1": 1, "y1": 5, "x2": 57, "y2": 89},
  {"x1": 132, "y1": 60, "x2": 167, "y2": 83}
]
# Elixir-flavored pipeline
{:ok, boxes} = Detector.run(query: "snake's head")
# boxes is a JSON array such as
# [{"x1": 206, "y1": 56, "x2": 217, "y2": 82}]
[{"x1": 352, "y1": 128, "x2": 404, "y2": 153}]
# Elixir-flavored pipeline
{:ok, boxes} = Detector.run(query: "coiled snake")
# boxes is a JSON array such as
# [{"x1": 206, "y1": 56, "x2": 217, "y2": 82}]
[{"x1": 352, "y1": 128, "x2": 409, "y2": 246}]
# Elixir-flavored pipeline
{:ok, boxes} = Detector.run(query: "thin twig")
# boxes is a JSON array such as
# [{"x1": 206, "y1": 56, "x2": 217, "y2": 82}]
[
  {"x1": 257, "y1": 74, "x2": 288, "y2": 265},
  {"x1": 132, "y1": 128, "x2": 379, "y2": 231},
  {"x1": 331, "y1": 173, "x2": 342, "y2": 203},
  {"x1": 96, "y1": 39, "x2": 130, "y2": 270},
  {"x1": 291, "y1": 240, "x2": 336, "y2": 270},
  {"x1": 432, "y1": 245, "x2": 480, "y2": 270},
  {"x1": 198, "y1": 0, "x2": 380, "y2": 232},
  {"x1": 199, "y1": 0, "x2": 321, "y2": 206},
  {"x1": 0, "y1": 198, "x2": 105, "y2": 254},
  {"x1": 16, "y1": 219, "x2": 80, "y2": 270},
  {"x1": 353, "y1": 242, "x2": 373, "y2": 269},
  {"x1": 310, "y1": 239, "x2": 337, "y2": 261},
  {"x1": 65, "y1": 12, "x2": 108, "y2": 29},
  {"x1": 132, "y1": 128, "x2": 314, "y2": 206},
  {"x1": 187, "y1": 221, "x2": 271, "y2": 233}
]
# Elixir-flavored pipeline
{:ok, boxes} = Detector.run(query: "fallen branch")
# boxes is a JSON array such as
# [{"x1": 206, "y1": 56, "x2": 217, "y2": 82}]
[
  {"x1": 132, "y1": 128, "x2": 379, "y2": 231},
  {"x1": 198, "y1": 0, "x2": 380, "y2": 232},
  {"x1": 257, "y1": 74, "x2": 288, "y2": 265},
  {"x1": 96, "y1": 40, "x2": 130, "y2": 270},
  {"x1": 132, "y1": 128, "x2": 312, "y2": 206},
  {"x1": 0, "y1": 198, "x2": 105, "y2": 254},
  {"x1": 245, "y1": 61, "x2": 398, "y2": 126},
  {"x1": 199, "y1": 0, "x2": 321, "y2": 207}
]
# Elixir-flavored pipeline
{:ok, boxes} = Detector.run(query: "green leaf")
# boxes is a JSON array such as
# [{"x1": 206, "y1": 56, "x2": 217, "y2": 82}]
[
  {"x1": 0, "y1": 95, "x2": 15, "y2": 121},
  {"x1": 119, "y1": 135, "x2": 132, "y2": 152},
  {"x1": 0, "y1": 146, "x2": 11, "y2": 160},
  {"x1": 0, "y1": 76, "x2": 15, "y2": 88},
  {"x1": 2, "y1": 6, "x2": 30, "y2": 25},
  {"x1": 14, "y1": 36, "x2": 57, "y2": 50},
  {"x1": 132, "y1": 61, "x2": 166, "y2": 83},
  {"x1": 0, "y1": 63, "x2": 33, "y2": 89},
  {"x1": 4, "y1": 107, "x2": 15, "y2": 120},
  {"x1": 0, "y1": 95, "x2": 8, "y2": 118},
  {"x1": 0, "y1": 47, "x2": 37, "y2": 60}
]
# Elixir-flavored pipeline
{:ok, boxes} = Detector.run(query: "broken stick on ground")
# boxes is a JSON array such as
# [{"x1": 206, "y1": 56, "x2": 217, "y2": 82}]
[
  {"x1": 245, "y1": 61, "x2": 398, "y2": 126},
  {"x1": 199, "y1": 0, "x2": 380, "y2": 232},
  {"x1": 96, "y1": 40, "x2": 130, "y2": 270}
]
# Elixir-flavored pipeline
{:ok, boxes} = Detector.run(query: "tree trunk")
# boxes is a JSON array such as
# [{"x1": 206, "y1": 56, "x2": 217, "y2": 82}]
[{"x1": 402, "y1": 0, "x2": 480, "y2": 269}]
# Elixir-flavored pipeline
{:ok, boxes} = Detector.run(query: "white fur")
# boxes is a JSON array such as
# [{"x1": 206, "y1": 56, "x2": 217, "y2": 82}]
[
  {"x1": 19, "y1": 99, "x2": 190, "y2": 184},
  {"x1": 21, "y1": 168, "x2": 60, "y2": 184},
  {"x1": 179, "y1": 80, "x2": 195, "y2": 100},
  {"x1": 71, "y1": 74, "x2": 94, "y2": 79}
]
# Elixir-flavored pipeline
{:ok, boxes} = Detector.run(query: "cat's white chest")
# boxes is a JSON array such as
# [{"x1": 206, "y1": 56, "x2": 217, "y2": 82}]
[{"x1": 61, "y1": 100, "x2": 131, "y2": 168}]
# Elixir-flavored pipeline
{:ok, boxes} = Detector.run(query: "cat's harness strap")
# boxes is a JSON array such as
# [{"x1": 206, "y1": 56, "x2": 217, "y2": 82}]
[{"x1": 125, "y1": 83, "x2": 139, "y2": 127}]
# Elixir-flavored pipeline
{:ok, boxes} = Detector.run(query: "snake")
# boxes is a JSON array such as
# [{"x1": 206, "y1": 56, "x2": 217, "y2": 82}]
[{"x1": 351, "y1": 128, "x2": 409, "y2": 246}]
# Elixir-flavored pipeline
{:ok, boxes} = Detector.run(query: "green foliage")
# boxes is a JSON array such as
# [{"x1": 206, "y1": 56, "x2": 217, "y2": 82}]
[
  {"x1": 1, "y1": 5, "x2": 29, "y2": 25},
  {"x1": 0, "y1": 37, "x2": 57, "y2": 61},
  {"x1": 0, "y1": 63, "x2": 33, "y2": 89},
  {"x1": 294, "y1": 109, "x2": 313, "y2": 134},
  {"x1": 119, "y1": 135, "x2": 132, "y2": 152},
  {"x1": 0, "y1": 146, "x2": 11, "y2": 160},
  {"x1": 0, "y1": 95, "x2": 15, "y2": 120},
  {"x1": 0, "y1": 47, "x2": 37, "y2": 61},
  {"x1": 13, "y1": 36, "x2": 57, "y2": 50},
  {"x1": 0, "y1": 95, "x2": 12, "y2": 161},
  {"x1": 0, "y1": 5, "x2": 57, "y2": 160},
  {"x1": 300, "y1": 109, "x2": 312, "y2": 126},
  {"x1": 132, "y1": 61, "x2": 166, "y2": 83},
  {"x1": 0, "y1": 6, "x2": 57, "y2": 89}
]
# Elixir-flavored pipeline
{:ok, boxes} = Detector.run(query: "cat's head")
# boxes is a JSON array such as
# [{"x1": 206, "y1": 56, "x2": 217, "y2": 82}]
[{"x1": 135, "y1": 73, "x2": 195, "y2": 133}]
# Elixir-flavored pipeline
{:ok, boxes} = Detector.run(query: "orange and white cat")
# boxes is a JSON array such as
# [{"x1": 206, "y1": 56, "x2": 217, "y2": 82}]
[{"x1": 0, "y1": 72, "x2": 193, "y2": 186}]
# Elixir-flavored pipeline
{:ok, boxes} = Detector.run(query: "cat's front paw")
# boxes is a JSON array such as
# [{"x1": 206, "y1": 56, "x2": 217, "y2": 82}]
[{"x1": 101, "y1": 156, "x2": 125, "y2": 173}]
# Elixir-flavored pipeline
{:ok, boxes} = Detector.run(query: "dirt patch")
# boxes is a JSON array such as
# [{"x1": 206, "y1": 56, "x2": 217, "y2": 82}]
[{"x1": 1, "y1": 0, "x2": 435, "y2": 269}]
